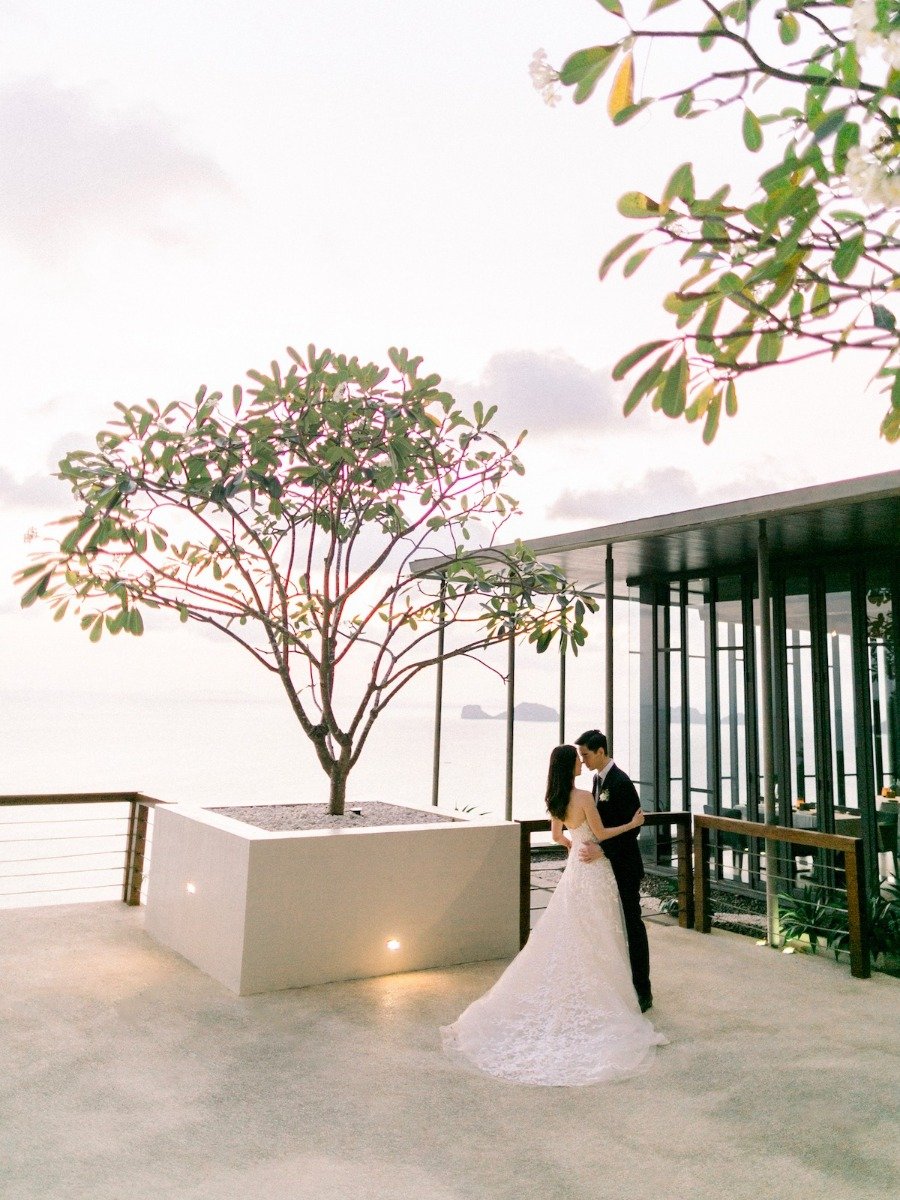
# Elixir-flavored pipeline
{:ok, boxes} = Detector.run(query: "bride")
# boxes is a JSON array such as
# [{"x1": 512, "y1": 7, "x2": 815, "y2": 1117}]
[{"x1": 442, "y1": 744, "x2": 666, "y2": 1086}]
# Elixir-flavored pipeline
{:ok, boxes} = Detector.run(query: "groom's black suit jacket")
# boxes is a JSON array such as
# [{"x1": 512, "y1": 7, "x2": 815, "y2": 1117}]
[{"x1": 594, "y1": 763, "x2": 645, "y2": 886}]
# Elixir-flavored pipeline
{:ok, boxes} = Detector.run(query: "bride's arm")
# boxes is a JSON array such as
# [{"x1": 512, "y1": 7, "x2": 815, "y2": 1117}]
[
  {"x1": 551, "y1": 816, "x2": 572, "y2": 852},
  {"x1": 580, "y1": 792, "x2": 645, "y2": 843}
]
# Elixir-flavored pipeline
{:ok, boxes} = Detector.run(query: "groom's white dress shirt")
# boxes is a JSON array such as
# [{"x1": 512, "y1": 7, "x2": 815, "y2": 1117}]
[{"x1": 595, "y1": 761, "x2": 614, "y2": 794}]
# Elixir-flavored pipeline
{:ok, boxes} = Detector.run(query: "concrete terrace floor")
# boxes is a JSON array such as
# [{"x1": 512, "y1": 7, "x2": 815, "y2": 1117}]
[{"x1": 1, "y1": 903, "x2": 898, "y2": 1200}]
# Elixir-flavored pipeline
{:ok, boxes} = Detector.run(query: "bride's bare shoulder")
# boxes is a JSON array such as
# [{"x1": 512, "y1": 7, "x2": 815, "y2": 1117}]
[{"x1": 564, "y1": 788, "x2": 592, "y2": 821}]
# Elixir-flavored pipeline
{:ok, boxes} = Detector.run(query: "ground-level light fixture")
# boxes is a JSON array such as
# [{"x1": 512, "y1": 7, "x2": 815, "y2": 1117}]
[{"x1": 386, "y1": 938, "x2": 401, "y2": 951}]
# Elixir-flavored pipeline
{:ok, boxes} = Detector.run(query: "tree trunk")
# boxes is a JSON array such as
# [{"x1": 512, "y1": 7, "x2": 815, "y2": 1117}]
[{"x1": 328, "y1": 764, "x2": 349, "y2": 816}]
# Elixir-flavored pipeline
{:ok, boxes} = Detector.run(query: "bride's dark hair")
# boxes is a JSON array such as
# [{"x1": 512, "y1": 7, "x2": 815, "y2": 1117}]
[{"x1": 545, "y1": 745, "x2": 578, "y2": 820}]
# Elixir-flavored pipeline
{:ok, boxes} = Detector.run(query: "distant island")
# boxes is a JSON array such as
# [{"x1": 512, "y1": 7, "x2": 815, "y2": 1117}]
[{"x1": 461, "y1": 702, "x2": 559, "y2": 723}]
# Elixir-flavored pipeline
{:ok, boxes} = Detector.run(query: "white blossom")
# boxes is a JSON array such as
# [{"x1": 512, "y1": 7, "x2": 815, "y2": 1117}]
[
  {"x1": 529, "y1": 48, "x2": 560, "y2": 108},
  {"x1": 846, "y1": 144, "x2": 900, "y2": 208},
  {"x1": 852, "y1": 0, "x2": 900, "y2": 70}
]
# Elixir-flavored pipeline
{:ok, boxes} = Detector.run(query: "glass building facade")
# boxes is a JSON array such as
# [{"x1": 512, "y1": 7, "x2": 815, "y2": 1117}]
[
  {"x1": 621, "y1": 559, "x2": 898, "y2": 889},
  {"x1": 421, "y1": 473, "x2": 900, "y2": 892}
]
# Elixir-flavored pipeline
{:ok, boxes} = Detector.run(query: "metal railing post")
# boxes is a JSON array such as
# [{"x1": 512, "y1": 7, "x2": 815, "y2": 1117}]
[
  {"x1": 123, "y1": 799, "x2": 149, "y2": 905},
  {"x1": 694, "y1": 822, "x2": 711, "y2": 932},
  {"x1": 845, "y1": 838, "x2": 871, "y2": 979},
  {"x1": 676, "y1": 815, "x2": 694, "y2": 929}
]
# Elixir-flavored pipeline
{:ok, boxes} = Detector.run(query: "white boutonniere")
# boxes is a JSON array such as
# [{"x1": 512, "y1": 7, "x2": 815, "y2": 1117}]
[{"x1": 598, "y1": 788, "x2": 610, "y2": 802}]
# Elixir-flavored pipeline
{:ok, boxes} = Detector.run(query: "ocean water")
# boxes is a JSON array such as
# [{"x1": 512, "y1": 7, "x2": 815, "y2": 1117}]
[{"x1": 0, "y1": 690, "x2": 565, "y2": 907}]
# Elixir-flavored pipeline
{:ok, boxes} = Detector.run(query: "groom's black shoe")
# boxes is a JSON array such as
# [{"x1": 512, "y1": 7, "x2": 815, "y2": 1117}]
[{"x1": 638, "y1": 993, "x2": 653, "y2": 1013}]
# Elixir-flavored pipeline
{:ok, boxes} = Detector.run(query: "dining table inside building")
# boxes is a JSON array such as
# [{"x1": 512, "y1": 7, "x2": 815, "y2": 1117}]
[{"x1": 791, "y1": 809, "x2": 862, "y2": 837}]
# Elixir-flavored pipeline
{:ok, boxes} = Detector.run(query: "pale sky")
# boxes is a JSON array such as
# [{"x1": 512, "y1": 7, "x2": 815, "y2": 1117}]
[{"x1": 1, "y1": 0, "x2": 896, "y2": 801}]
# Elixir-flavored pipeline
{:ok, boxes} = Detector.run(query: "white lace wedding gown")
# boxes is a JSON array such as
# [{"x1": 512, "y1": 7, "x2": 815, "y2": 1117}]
[{"x1": 442, "y1": 823, "x2": 667, "y2": 1086}]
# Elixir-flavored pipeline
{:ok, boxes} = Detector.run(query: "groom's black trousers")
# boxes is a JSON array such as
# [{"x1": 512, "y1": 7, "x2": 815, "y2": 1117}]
[{"x1": 613, "y1": 867, "x2": 651, "y2": 998}]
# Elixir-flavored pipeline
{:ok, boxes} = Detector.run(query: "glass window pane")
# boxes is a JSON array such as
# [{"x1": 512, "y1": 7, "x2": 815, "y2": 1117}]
[
  {"x1": 784, "y1": 578, "x2": 816, "y2": 809},
  {"x1": 686, "y1": 581, "x2": 709, "y2": 814},
  {"x1": 867, "y1": 569, "x2": 897, "y2": 795}
]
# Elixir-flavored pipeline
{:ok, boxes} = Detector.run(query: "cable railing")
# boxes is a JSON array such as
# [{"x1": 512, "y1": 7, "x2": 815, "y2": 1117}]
[
  {"x1": 693, "y1": 814, "x2": 871, "y2": 978},
  {"x1": 0, "y1": 793, "x2": 166, "y2": 908}
]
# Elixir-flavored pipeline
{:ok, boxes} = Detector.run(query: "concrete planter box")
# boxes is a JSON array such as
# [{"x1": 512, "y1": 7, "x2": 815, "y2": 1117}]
[{"x1": 144, "y1": 802, "x2": 520, "y2": 995}]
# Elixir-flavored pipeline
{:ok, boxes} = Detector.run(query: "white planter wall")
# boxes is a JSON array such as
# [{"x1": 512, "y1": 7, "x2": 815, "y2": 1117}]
[{"x1": 144, "y1": 804, "x2": 520, "y2": 995}]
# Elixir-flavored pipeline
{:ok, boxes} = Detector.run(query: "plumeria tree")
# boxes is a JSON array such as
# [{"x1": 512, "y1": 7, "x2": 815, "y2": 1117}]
[
  {"x1": 531, "y1": 0, "x2": 900, "y2": 442},
  {"x1": 17, "y1": 345, "x2": 596, "y2": 814}
]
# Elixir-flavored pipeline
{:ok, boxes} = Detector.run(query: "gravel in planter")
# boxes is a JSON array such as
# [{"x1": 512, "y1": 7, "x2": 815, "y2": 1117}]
[{"x1": 207, "y1": 802, "x2": 462, "y2": 832}]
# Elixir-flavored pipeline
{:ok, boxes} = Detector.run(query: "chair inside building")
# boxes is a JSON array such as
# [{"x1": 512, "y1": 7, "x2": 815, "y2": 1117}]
[
  {"x1": 703, "y1": 806, "x2": 749, "y2": 880},
  {"x1": 876, "y1": 809, "x2": 899, "y2": 882}
]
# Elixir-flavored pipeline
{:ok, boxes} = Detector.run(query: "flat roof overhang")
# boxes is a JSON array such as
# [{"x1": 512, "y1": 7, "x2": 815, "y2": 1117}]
[{"x1": 413, "y1": 470, "x2": 900, "y2": 591}]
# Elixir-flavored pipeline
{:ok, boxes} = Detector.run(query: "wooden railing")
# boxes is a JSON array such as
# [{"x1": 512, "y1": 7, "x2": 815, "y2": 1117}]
[
  {"x1": 693, "y1": 814, "x2": 870, "y2": 978},
  {"x1": 0, "y1": 792, "x2": 168, "y2": 906},
  {"x1": 517, "y1": 812, "x2": 694, "y2": 949}
]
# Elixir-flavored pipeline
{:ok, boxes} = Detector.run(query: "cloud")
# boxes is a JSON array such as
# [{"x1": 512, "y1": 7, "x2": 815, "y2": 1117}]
[
  {"x1": 0, "y1": 78, "x2": 231, "y2": 252},
  {"x1": 548, "y1": 465, "x2": 785, "y2": 525},
  {"x1": 0, "y1": 465, "x2": 71, "y2": 510},
  {"x1": 549, "y1": 468, "x2": 702, "y2": 523},
  {"x1": 454, "y1": 349, "x2": 616, "y2": 435},
  {"x1": 0, "y1": 428, "x2": 94, "y2": 511}
]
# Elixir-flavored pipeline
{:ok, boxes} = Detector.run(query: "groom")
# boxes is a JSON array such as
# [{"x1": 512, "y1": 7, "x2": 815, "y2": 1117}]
[{"x1": 574, "y1": 729, "x2": 653, "y2": 1012}]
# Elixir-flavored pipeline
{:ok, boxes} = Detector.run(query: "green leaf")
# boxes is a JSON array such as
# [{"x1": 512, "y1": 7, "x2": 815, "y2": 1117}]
[
  {"x1": 881, "y1": 405, "x2": 900, "y2": 441},
  {"x1": 612, "y1": 98, "x2": 652, "y2": 126},
  {"x1": 659, "y1": 355, "x2": 689, "y2": 417},
  {"x1": 718, "y1": 272, "x2": 743, "y2": 295},
  {"x1": 595, "y1": 0, "x2": 624, "y2": 14},
  {"x1": 559, "y1": 45, "x2": 618, "y2": 104},
  {"x1": 830, "y1": 209, "x2": 864, "y2": 224},
  {"x1": 811, "y1": 281, "x2": 831, "y2": 315},
  {"x1": 812, "y1": 107, "x2": 848, "y2": 144},
  {"x1": 832, "y1": 233, "x2": 864, "y2": 280},
  {"x1": 662, "y1": 162, "x2": 695, "y2": 208},
  {"x1": 834, "y1": 122, "x2": 860, "y2": 174},
  {"x1": 617, "y1": 191, "x2": 660, "y2": 219},
  {"x1": 779, "y1": 13, "x2": 800, "y2": 44},
  {"x1": 611, "y1": 340, "x2": 668, "y2": 381},
  {"x1": 674, "y1": 90, "x2": 694, "y2": 118},
  {"x1": 19, "y1": 571, "x2": 53, "y2": 608},
  {"x1": 648, "y1": 0, "x2": 683, "y2": 11},
  {"x1": 599, "y1": 232, "x2": 642, "y2": 281},
  {"x1": 872, "y1": 304, "x2": 897, "y2": 331},
  {"x1": 623, "y1": 247, "x2": 654, "y2": 276},
  {"x1": 702, "y1": 393, "x2": 722, "y2": 444},
  {"x1": 742, "y1": 108, "x2": 763, "y2": 152},
  {"x1": 724, "y1": 380, "x2": 738, "y2": 417},
  {"x1": 699, "y1": 16, "x2": 723, "y2": 51},
  {"x1": 622, "y1": 350, "x2": 674, "y2": 415},
  {"x1": 841, "y1": 41, "x2": 860, "y2": 88},
  {"x1": 757, "y1": 330, "x2": 784, "y2": 364}
]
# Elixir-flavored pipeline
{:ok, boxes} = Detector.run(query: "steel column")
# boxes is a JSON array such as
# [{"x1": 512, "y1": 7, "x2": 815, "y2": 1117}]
[
  {"x1": 757, "y1": 520, "x2": 779, "y2": 946},
  {"x1": 605, "y1": 544, "x2": 614, "y2": 754}
]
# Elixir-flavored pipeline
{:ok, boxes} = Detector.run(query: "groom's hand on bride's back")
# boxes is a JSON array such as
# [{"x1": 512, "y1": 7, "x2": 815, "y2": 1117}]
[{"x1": 577, "y1": 842, "x2": 605, "y2": 864}]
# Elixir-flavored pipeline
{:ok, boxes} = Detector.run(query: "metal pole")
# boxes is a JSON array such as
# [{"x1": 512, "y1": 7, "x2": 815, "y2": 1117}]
[
  {"x1": 431, "y1": 578, "x2": 446, "y2": 807},
  {"x1": 605, "y1": 544, "x2": 614, "y2": 755},
  {"x1": 558, "y1": 639, "x2": 566, "y2": 745},
  {"x1": 505, "y1": 622, "x2": 516, "y2": 821},
  {"x1": 758, "y1": 520, "x2": 779, "y2": 946}
]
